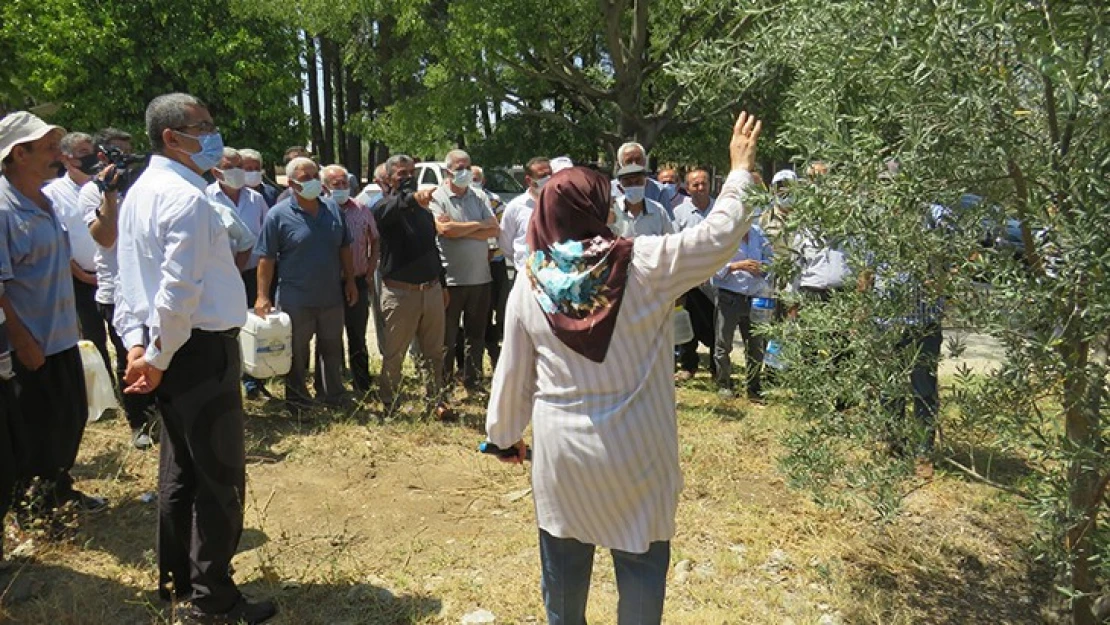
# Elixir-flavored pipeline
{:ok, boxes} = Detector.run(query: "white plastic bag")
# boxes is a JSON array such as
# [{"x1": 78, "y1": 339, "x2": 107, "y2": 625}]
[
  {"x1": 673, "y1": 306, "x2": 694, "y2": 345},
  {"x1": 79, "y1": 340, "x2": 119, "y2": 422}
]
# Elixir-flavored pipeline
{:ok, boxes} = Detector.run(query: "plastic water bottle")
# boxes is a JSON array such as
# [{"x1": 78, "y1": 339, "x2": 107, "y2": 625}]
[
  {"x1": 764, "y1": 339, "x2": 786, "y2": 370},
  {"x1": 750, "y1": 296, "x2": 776, "y2": 324}
]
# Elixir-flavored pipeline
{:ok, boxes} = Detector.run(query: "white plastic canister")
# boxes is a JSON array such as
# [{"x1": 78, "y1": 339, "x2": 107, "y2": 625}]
[{"x1": 240, "y1": 311, "x2": 292, "y2": 378}]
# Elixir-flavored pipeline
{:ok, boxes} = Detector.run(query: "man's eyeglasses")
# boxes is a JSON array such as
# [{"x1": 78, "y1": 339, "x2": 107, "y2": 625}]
[{"x1": 173, "y1": 121, "x2": 219, "y2": 134}]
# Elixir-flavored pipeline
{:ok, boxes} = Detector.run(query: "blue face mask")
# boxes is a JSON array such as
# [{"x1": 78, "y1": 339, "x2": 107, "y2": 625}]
[{"x1": 175, "y1": 130, "x2": 225, "y2": 172}]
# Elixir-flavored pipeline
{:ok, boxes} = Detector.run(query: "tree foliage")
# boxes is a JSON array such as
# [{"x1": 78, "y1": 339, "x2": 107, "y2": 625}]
[
  {"x1": 0, "y1": 0, "x2": 303, "y2": 162},
  {"x1": 671, "y1": 0, "x2": 1109, "y2": 621}
]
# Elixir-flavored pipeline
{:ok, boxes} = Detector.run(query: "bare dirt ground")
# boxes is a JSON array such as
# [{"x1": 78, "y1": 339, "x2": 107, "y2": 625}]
[{"x1": 0, "y1": 353, "x2": 1050, "y2": 625}]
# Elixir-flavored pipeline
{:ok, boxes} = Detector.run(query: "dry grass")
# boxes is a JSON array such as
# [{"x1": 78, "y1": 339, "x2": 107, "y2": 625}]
[{"x1": 0, "y1": 372, "x2": 1048, "y2": 624}]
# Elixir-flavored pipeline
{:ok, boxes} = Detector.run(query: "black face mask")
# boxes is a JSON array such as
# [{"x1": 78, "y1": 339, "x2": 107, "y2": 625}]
[
  {"x1": 77, "y1": 153, "x2": 101, "y2": 175},
  {"x1": 396, "y1": 176, "x2": 417, "y2": 194}
]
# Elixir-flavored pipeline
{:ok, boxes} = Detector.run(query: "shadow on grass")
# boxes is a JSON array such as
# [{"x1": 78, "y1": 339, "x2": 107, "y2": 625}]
[
  {"x1": 844, "y1": 541, "x2": 1052, "y2": 624},
  {"x1": 243, "y1": 578, "x2": 442, "y2": 625},
  {"x1": 943, "y1": 441, "x2": 1036, "y2": 491},
  {"x1": 1, "y1": 561, "x2": 162, "y2": 624},
  {"x1": 1, "y1": 562, "x2": 442, "y2": 625}
]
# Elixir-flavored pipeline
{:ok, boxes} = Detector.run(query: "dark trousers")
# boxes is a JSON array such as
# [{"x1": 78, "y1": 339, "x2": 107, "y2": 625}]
[
  {"x1": 713, "y1": 290, "x2": 764, "y2": 397},
  {"x1": 444, "y1": 283, "x2": 492, "y2": 387},
  {"x1": 886, "y1": 324, "x2": 943, "y2": 456},
  {"x1": 73, "y1": 278, "x2": 110, "y2": 374},
  {"x1": 485, "y1": 260, "x2": 510, "y2": 368},
  {"x1": 154, "y1": 331, "x2": 246, "y2": 612},
  {"x1": 342, "y1": 276, "x2": 373, "y2": 392},
  {"x1": 678, "y1": 286, "x2": 716, "y2": 374},
  {"x1": 12, "y1": 346, "x2": 87, "y2": 506},
  {"x1": 289, "y1": 305, "x2": 346, "y2": 403},
  {"x1": 98, "y1": 303, "x2": 155, "y2": 430},
  {"x1": 0, "y1": 377, "x2": 24, "y2": 552}
]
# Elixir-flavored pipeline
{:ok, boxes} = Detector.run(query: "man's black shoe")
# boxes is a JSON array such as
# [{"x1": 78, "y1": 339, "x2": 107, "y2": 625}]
[{"x1": 173, "y1": 596, "x2": 278, "y2": 625}]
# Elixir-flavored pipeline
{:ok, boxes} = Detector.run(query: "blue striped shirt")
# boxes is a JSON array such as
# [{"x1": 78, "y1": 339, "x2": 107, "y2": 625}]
[
  {"x1": 712, "y1": 225, "x2": 773, "y2": 295},
  {"x1": 0, "y1": 176, "x2": 80, "y2": 355}
]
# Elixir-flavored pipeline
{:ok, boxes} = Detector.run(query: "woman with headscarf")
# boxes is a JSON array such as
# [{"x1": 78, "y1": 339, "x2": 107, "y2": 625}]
[{"x1": 485, "y1": 112, "x2": 762, "y2": 624}]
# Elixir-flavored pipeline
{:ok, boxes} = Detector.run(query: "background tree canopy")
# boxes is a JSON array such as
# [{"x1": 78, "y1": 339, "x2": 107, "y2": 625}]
[{"x1": 0, "y1": 0, "x2": 304, "y2": 163}]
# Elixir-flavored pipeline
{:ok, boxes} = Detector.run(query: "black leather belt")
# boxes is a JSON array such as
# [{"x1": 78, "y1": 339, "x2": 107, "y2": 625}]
[{"x1": 195, "y1": 328, "x2": 240, "y2": 339}]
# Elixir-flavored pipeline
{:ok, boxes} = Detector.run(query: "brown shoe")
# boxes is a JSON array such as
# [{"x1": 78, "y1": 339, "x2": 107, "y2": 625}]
[
  {"x1": 434, "y1": 403, "x2": 457, "y2": 422},
  {"x1": 674, "y1": 371, "x2": 694, "y2": 383}
]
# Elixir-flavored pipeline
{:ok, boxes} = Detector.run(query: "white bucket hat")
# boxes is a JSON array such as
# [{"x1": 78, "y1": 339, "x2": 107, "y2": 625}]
[
  {"x1": 0, "y1": 111, "x2": 66, "y2": 162},
  {"x1": 771, "y1": 169, "x2": 797, "y2": 185}
]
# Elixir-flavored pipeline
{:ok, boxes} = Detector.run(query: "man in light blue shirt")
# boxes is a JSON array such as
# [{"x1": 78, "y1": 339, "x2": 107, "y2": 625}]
[
  {"x1": 610, "y1": 164, "x2": 675, "y2": 238},
  {"x1": 256, "y1": 157, "x2": 357, "y2": 408},
  {"x1": 0, "y1": 111, "x2": 104, "y2": 514},
  {"x1": 711, "y1": 225, "x2": 772, "y2": 400}
]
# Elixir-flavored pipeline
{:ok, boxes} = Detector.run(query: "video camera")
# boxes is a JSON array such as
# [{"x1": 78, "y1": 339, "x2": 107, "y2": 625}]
[{"x1": 86, "y1": 144, "x2": 149, "y2": 194}]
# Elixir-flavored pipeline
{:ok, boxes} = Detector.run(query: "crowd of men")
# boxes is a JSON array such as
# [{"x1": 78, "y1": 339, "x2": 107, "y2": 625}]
[{"x1": 0, "y1": 92, "x2": 939, "y2": 623}]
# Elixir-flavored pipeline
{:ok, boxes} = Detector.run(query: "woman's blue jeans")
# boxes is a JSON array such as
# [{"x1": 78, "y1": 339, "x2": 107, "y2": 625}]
[{"x1": 539, "y1": 529, "x2": 670, "y2": 625}]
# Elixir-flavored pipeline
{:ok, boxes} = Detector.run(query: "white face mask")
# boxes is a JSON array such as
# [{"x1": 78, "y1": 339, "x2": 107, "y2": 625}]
[
  {"x1": 622, "y1": 185, "x2": 646, "y2": 204},
  {"x1": 294, "y1": 178, "x2": 322, "y2": 200},
  {"x1": 532, "y1": 175, "x2": 551, "y2": 192},
  {"x1": 244, "y1": 171, "x2": 263, "y2": 187},
  {"x1": 452, "y1": 168, "x2": 473, "y2": 187},
  {"x1": 330, "y1": 189, "x2": 350, "y2": 204},
  {"x1": 218, "y1": 167, "x2": 246, "y2": 189}
]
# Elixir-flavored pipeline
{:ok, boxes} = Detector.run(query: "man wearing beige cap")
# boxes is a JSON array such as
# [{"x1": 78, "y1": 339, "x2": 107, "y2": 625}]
[{"x1": 0, "y1": 111, "x2": 105, "y2": 514}]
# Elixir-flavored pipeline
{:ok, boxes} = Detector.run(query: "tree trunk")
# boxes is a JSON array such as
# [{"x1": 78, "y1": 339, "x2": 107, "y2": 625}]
[
  {"x1": 478, "y1": 100, "x2": 493, "y2": 138},
  {"x1": 345, "y1": 69, "x2": 363, "y2": 183},
  {"x1": 334, "y1": 49, "x2": 348, "y2": 171},
  {"x1": 1060, "y1": 310, "x2": 1100, "y2": 625},
  {"x1": 305, "y1": 32, "x2": 324, "y2": 159},
  {"x1": 321, "y1": 37, "x2": 336, "y2": 164}
]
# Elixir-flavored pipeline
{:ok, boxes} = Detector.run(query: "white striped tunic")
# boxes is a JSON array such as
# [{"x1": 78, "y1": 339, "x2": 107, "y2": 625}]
[{"x1": 486, "y1": 168, "x2": 755, "y2": 554}]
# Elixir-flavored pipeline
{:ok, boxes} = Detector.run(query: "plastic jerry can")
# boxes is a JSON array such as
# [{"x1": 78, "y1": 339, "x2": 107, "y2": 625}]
[{"x1": 240, "y1": 311, "x2": 292, "y2": 378}]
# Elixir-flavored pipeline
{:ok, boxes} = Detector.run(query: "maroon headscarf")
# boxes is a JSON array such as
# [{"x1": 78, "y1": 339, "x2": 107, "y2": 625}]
[{"x1": 524, "y1": 167, "x2": 634, "y2": 363}]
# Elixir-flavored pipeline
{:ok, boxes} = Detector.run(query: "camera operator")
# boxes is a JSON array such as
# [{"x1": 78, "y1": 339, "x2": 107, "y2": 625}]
[
  {"x1": 78, "y1": 128, "x2": 157, "y2": 450},
  {"x1": 43, "y1": 133, "x2": 107, "y2": 372}
]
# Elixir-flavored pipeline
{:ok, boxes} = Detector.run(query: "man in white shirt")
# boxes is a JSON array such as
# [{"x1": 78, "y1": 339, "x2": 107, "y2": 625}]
[
  {"x1": 497, "y1": 156, "x2": 551, "y2": 272},
  {"x1": 43, "y1": 132, "x2": 110, "y2": 372},
  {"x1": 113, "y1": 93, "x2": 276, "y2": 624},
  {"x1": 1, "y1": 112, "x2": 105, "y2": 515},
  {"x1": 206, "y1": 147, "x2": 267, "y2": 300},
  {"x1": 610, "y1": 163, "x2": 675, "y2": 238},
  {"x1": 207, "y1": 147, "x2": 268, "y2": 399},
  {"x1": 239, "y1": 148, "x2": 279, "y2": 208},
  {"x1": 80, "y1": 127, "x2": 159, "y2": 449}
]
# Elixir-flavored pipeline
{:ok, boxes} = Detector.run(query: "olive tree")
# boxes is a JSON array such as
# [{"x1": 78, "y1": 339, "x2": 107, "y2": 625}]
[{"x1": 669, "y1": 0, "x2": 1109, "y2": 621}]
